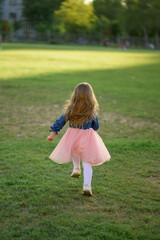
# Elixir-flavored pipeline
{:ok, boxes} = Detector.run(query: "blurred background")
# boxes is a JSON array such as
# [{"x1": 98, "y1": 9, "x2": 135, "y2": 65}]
[{"x1": 0, "y1": 0, "x2": 160, "y2": 49}]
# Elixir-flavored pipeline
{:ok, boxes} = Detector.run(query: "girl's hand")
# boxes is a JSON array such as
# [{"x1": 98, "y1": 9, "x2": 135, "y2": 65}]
[
  {"x1": 47, "y1": 136, "x2": 53, "y2": 141},
  {"x1": 47, "y1": 132, "x2": 56, "y2": 141}
]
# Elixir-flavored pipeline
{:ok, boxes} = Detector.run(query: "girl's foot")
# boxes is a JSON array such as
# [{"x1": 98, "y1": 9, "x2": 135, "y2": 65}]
[
  {"x1": 83, "y1": 184, "x2": 92, "y2": 196},
  {"x1": 70, "y1": 168, "x2": 81, "y2": 178}
]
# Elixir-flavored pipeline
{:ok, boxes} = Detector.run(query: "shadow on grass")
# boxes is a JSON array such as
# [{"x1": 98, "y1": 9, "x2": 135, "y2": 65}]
[{"x1": 1, "y1": 63, "x2": 160, "y2": 113}]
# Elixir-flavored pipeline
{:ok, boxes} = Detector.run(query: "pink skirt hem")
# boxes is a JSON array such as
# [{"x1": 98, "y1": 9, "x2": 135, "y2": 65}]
[{"x1": 49, "y1": 128, "x2": 111, "y2": 166}]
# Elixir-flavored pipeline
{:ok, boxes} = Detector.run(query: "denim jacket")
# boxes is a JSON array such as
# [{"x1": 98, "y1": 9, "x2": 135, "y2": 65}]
[{"x1": 50, "y1": 114, "x2": 99, "y2": 135}]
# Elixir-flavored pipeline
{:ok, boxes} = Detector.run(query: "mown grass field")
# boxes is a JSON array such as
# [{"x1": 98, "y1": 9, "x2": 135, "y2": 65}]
[{"x1": 0, "y1": 43, "x2": 160, "y2": 240}]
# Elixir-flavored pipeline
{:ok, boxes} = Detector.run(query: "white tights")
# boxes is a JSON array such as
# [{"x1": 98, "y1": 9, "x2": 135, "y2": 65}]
[{"x1": 72, "y1": 157, "x2": 92, "y2": 186}]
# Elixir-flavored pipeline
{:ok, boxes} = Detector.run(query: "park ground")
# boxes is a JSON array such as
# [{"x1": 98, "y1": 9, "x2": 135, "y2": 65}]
[{"x1": 0, "y1": 43, "x2": 160, "y2": 240}]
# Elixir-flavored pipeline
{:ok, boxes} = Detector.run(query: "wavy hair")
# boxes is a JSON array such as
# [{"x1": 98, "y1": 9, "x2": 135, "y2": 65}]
[{"x1": 64, "y1": 82, "x2": 99, "y2": 127}]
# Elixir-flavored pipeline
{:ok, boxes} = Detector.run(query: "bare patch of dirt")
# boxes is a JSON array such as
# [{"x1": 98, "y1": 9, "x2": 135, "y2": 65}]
[{"x1": 101, "y1": 112, "x2": 160, "y2": 130}]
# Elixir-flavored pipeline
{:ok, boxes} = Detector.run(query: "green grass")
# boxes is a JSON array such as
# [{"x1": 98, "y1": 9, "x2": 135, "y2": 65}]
[{"x1": 0, "y1": 43, "x2": 160, "y2": 240}]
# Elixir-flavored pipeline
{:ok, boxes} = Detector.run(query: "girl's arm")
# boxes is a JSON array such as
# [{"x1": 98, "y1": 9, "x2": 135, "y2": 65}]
[
  {"x1": 92, "y1": 116, "x2": 99, "y2": 130},
  {"x1": 47, "y1": 131, "x2": 56, "y2": 141},
  {"x1": 47, "y1": 114, "x2": 66, "y2": 141}
]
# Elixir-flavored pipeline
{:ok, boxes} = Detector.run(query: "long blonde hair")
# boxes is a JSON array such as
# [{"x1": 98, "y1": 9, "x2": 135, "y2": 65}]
[{"x1": 64, "y1": 82, "x2": 99, "y2": 127}]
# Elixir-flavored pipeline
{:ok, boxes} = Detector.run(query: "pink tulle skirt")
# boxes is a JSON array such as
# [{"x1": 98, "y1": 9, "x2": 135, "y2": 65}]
[{"x1": 49, "y1": 128, "x2": 111, "y2": 166}]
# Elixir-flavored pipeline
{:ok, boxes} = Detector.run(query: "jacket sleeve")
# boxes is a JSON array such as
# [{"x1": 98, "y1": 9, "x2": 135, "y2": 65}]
[
  {"x1": 49, "y1": 114, "x2": 67, "y2": 135},
  {"x1": 92, "y1": 116, "x2": 99, "y2": 130}
]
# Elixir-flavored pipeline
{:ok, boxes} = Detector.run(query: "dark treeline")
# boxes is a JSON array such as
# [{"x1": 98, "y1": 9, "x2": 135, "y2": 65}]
[{"x1": 0, "y1": 0, "x2": 160, "y2": 48}]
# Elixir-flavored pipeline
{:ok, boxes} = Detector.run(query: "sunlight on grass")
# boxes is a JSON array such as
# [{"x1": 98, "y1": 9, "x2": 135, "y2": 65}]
[{"x1": 0, "y1": 49, "x2": 159, "y2": 80}]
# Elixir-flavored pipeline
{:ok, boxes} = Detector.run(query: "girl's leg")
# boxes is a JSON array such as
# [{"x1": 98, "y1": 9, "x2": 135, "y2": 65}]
[
  {"x1": 72, "y1": 156, "x2": 80, "y2": 170},
  {"x1": 82, "y1": 162, "x2": 92, "y2": 195},
  {"x1": 71, "y1": 156, "x2": 81, "y2": 178}
]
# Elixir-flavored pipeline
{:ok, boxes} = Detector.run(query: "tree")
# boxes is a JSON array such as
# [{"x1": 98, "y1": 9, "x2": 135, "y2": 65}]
[
  {"x1": 91, "y1": 15, "x2": 110, "y2": 37},
  {"x1": 93, "y1": 0, "x2": 124, "y2": 36},
  {"x1": 110, "y1": 19, "x2": 121, "y2": 36},
  {"x1": 124, "y1": 0, "x2": 160, "y2": 48},
  {"x1": 23, "y1": 0, "x2": 64, "y2": 25},
  {"x1": 54, "y1": 0, "x2": 96, "y2": 34},
  {"x1": 0, "y1": 19, "x2": 13, "y2": 41},
  {"x1": 93, "y1": 0, "x2": 123, "y2": 20},
  {"x1": 125, "y1": 0, "x2": 152, "y2": 45},
  {"x1": 148, "y1": 0, "x2": 160, "y2": 48},
  {"x1": 124, "y1": 0, "x2": 142, "y2": 37}
]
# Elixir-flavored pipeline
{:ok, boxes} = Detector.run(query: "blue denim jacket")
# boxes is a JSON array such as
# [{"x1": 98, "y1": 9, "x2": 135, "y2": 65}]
[{"x1": 50, "y1": 114, "x2": 99, "y2": 135}]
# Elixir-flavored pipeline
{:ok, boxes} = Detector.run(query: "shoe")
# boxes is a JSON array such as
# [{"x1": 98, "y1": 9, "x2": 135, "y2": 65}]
[
  {"x1": 70, "y1": 168, "x2": 81, "y2": 178},
  {"x1": 83, "y1": 184, "x2": 92, "y2": 196}
]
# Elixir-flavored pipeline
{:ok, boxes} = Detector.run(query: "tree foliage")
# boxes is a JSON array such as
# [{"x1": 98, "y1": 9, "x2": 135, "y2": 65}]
[
  {"x1": 23, "y1": 0, "x2": 64, "y2": 25},
  {"x1": 54, "y1": 0, "x2": 96, "y2": 33},
  {"x1": 21, "y1": 0, "x2": 160, "y2": 47},
  {"x1": 93, "y1": 0, "x2": 123, "y2": 20},
  {"x1": 0, "y1": 19, "x2": 13, "y2": 40},
  {"x1": 91, "y1": 15, "x2": 110, "y2": 36},
  {"x1": 93, "y1": 0, "x2": 160, "y2": 47},
  {"x1": 124, "y1": 0, "x2": 160, "y2": 47},
  {"x1": 93, "y1": 0, "x2": 124, "y2": 35}
]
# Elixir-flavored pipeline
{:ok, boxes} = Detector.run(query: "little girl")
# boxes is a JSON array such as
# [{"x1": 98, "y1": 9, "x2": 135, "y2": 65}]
[{"x1": 47, "y1": 82, "x2": 111, "y2": 196}]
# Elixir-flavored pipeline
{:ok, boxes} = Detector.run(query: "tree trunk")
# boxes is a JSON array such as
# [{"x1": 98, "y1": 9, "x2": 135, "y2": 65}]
[
  {"x1": 155, "y1": 28, "x2": 159, "y2": 49},
  {"x1": 155, "y1": 14, "x2": 159, "y2": 49},
  {"x1": 143, "y1": 26, "x2": 148, "y2": 48}
]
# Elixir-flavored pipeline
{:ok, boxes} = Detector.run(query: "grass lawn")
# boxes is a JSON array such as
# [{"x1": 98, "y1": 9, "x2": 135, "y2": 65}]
[{"x1": 0, "y1": 43, "x2": 160, "y2": 240}]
